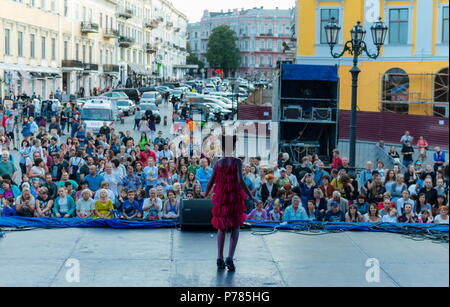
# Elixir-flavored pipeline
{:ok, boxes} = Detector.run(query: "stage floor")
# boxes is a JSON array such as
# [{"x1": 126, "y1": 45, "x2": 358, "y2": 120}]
[{"x1": 0, "y1": 228, "x2": 448, "y2": 287}]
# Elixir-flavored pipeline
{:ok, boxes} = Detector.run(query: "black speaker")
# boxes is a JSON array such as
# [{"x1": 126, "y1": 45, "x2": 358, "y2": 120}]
[
  {"x1": 283, "y1": 106, "x2": 302, "y2": 119},
  {"x1": 180, "y1": 199, "x2": 215, "y2": 231}
]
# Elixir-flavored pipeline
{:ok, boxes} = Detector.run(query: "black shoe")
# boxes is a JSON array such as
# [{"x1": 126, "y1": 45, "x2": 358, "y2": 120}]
[
  {"x1": 225, "y1": 257, "x2": 235, "y2": 272},
  {"x1": 217, "y1": 258, "x2": 226, "y2": 271}
]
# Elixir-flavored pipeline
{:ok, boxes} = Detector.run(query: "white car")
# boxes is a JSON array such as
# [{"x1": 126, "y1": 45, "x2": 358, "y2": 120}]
[{"x1": 116, "y1": 99, "x2": 136, "y2": 116}]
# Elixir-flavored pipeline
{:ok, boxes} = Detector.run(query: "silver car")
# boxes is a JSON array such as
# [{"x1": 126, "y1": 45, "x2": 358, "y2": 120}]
[{"x1": 140, "y1": 91, "x2": 162, "y2": 106}]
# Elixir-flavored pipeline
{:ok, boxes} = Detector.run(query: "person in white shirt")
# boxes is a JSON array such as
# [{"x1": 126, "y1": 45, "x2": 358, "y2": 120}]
[
  {"x1": 434, "y1": 206, "x2": 449, "y2": 224},
  {"x1": 157, "y1": 143, "x2": 174, "y2": 162}
]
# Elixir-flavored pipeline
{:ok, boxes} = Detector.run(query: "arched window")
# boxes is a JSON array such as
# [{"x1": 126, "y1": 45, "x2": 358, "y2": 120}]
[
  {"x1": 433, "y1": 68, "x2": 449, "y2": 117},
  {"x1": 382, "y1": 68, "x2": 410, "y2": 114}
]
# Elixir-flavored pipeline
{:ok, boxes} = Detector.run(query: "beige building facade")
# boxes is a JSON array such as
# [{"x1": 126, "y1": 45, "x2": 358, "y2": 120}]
[{"x1": 1, "y1": 0, "x2": 189, "y2": 99}]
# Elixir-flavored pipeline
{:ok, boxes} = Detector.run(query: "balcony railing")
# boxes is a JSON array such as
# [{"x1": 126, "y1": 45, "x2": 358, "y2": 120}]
[
  {"x1": 62, "y1": 60, "x2": 84, "y2": 68},
  {"x1": 103, "y1": 64, "x2": 120, "y2": 73},
  {"x1": 117, "y1": 8, "x2": 133, "y2": 19},
  {"x1": 118, "y1": 36, "x2": 134, "y2": 48},
  {"x1": 145, "y1": 43, "x2": 157, "y2": 53},
  {"x1": 103, "y1": 28, "x2": 120, "y2": 39},
  {"x1": 81, "y1": 22, "x2": 99, "y2": 34},
  {"x1": 84, "y1": 63, "x2": 99, "y2": 71},
  {"x1": 144, "y1": 19, "x2": 159, "y2": 29}
]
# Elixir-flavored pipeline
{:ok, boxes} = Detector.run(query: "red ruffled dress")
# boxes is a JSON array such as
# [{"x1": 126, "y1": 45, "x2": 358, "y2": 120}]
[{"x1": 211, "y1": 158, "x2": 247, "y2": 230}]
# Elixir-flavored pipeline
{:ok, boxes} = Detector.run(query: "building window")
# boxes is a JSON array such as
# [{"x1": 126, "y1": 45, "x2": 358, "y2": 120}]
[
  {"x1": 4, "y1": 29, "x2": 10, "y2": 55},
  {"x1": 18, "y1": 31, "x2": 23, "y2": 57},
  {"x1": 100, "y1": 49, "x2": 103, "y2": 65},
  {"x1": 30, "y1": 34, "x2": 35, "y2": 58},
  {"x1": 389, "y1": 8, "x2": 409, "y2": 44},
  {"x1": 89, "y1": 46, "x2": 92, "y2": 63},
  {"x1": 64, "y1": 0, "x2": 68, "y2": 17},
  {"x1": 76, "y1": 43, "x2": 79, "y2": 60},
  {"x1": 382, "y1": 68, "x2": 410, "y2": 114},
  {"x1": 82, "y1": 45, "x2": 86, "y2": 62},
  {"x1": 40, "y1": 0, "x2": 45, "y2": 10},
  {"x1": 443, "y1": 7, "x2": 449, "y2": 43},
  {"x1": 41, "y1": 36, "x2": 46, "y2": 59},
  {"x1": 51, "y1": 0, "x2": 56, "y2": 12},
  {"x1": 51, "y1": 38, "x2": 56, "y2": 61},
  {"x1": 320, "y1": 9, "x2": 339, "y2": 44},
  {"x1": 433, "y1": 67, "x2": 449, "y2": 117},
  {"x1": 64, "y1": 41, "x2": 68, "y2": 60},
  {"x1": 100, "y1": 13, "x2": 103, "y2": 28}
]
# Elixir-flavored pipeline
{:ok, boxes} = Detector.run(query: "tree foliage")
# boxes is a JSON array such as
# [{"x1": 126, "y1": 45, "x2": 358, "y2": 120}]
[{"x1": 206, "y1": 25, "x2": 240, "y2": 74}]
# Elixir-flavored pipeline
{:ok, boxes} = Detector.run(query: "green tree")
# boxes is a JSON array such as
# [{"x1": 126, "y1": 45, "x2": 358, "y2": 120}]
[
  {"x1": 186, "y1": 43, "x2": 205, "y2": 69},
  {"x1": 206, "y1": 25, "x2": 240, "y2": 77}
]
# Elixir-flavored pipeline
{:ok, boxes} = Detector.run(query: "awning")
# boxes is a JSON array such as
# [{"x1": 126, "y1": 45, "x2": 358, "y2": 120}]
[
  {"x1": 128, "y1": 64, "x2": 153, "y2": 76},
  {"x1": 282, "y1": 64, "x2": 339, "y2": 82},
  {"x1": 18, "y1": 71, "x2": 32, "y2": 80}
]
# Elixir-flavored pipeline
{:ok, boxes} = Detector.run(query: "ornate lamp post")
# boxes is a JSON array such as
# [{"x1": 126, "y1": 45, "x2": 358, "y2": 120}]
[{"x1": 325, "y1": 17, "x2": 388, "y2": 169}]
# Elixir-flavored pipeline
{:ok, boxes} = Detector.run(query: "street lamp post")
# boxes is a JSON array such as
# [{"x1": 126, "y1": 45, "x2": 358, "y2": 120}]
[{"x1": 325, "y1": 17, "x2": 388, "y2": 169}]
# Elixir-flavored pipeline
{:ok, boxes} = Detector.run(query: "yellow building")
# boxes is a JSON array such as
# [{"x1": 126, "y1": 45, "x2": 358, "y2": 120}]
[{"x1": 296, "y1": 0, "x2": 449, "y2": 117}]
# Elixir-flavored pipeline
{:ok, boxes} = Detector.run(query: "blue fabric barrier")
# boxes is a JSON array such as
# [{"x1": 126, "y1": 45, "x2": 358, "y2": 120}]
[
  {"x1": 0, "y1": 217, "x2": 448, "y2": 234},
  {"x1": 246, "y1": 220, "x2": 449, "y2": 234},
  {"x1": 0, "y1": 217, "x2": 178, "y2": 230}
]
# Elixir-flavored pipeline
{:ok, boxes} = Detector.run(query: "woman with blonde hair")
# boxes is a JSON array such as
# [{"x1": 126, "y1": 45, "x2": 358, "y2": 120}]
[
  {"x1": 76, "y1": 189, "x2": 95, "y2": 219},
  {"x1": 93, "y1": 189, "x2": 114, "y2": 219}
]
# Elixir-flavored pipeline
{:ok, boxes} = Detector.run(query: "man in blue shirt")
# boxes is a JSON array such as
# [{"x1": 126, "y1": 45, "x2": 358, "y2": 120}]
[
  {"x1": 143, "y1": 157, "x2": 158, "y2": 196},
  {"x1": 433, "y1": 146, "x2": 446, "y2": 173},
  {"x1": 196, "y1": 158, "x2": 212, "y2": 192},
  {"x1": 84, "y1": 165, "x2": 105, "y2": 192},
  {"x1": 324, "y1": 202, "x2": 345, "y2": 222}
]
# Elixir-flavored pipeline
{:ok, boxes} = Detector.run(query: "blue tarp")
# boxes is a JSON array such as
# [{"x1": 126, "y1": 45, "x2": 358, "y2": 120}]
[
  {"x1": 247, "y1": 220, "x2": 449, "y2": 233},
  {"x1": 282, "y1": 64, "x2": 339, "y2": 82},
  {"x1": 0, "y1": 217, "x2": 178, "y2": 230},
  {"x1": 0, "y1": 217, "x2": 448, "y2": 234}
]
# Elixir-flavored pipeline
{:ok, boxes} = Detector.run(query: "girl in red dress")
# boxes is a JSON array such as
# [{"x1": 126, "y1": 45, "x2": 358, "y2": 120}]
[{"x1": 203, "y1": 133, "x2": 258, "y2": 271}]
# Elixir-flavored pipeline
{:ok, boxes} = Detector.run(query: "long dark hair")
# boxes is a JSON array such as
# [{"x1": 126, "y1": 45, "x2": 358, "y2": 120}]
[{"x1": 221, "y1": 130, "x2": 237, "y2": 156}]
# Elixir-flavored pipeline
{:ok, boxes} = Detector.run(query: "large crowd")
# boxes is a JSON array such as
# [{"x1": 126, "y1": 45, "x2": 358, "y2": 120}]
[{"x1": 0, "y1": 93, "x2": 449, "y2": 225}]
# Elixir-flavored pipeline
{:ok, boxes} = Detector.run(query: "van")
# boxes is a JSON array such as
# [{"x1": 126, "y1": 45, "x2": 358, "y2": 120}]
[{"x1": 81, "y1": 99, "x2": 119, "y2": 133}]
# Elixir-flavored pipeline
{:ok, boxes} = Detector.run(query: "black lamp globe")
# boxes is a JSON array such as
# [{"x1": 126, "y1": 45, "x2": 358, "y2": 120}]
[
  {"x1": 325, "y1": 17, "x2": 341, "y2": 47},
  {"x1": 371, "y1": 17, "x2": 388, "y2": 46},
  {"x1": 351, "y1": 21, "x2": 366, "y2": 44}
]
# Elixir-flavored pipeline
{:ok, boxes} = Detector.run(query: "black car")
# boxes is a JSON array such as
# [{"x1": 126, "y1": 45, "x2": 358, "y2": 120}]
[
  {"x1": 138, "y1": 87, "x2": 157, "y2": 94},
  {"x1": 113, "y1": 88, "x2": 140, "y2": 103}
]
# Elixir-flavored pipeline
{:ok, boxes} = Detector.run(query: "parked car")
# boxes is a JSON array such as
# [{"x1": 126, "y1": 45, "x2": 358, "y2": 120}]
[
  {"x1": 103, "y1": 91, "x2": 129, "y2": 100},
  {"x1": 138, "y1": 86, "x2": 157, "y2": 94},
  {"x1": 139, "y1": 102, "x2": 161, "y2": 124},
  {"x1": 140, "y1": 91, "x2": 163, "y2": 106},
  {"x1": 170, "y1": 89, "x2": 183, "y2": 100},
  {"x1": 116, "y1": 99, "x2": 136, "y2": 116},
  {"x1": 112, "y1": 88, "x2": 140, "y2": 103}
]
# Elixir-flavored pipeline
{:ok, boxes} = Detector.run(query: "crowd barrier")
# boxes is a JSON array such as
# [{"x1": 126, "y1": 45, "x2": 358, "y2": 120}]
[{"x1": 0, "y1": 217, "x2": 448, "y2": 235}]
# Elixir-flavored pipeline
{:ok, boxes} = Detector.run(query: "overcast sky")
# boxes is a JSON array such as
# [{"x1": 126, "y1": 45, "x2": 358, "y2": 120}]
[{"x1": 170, "y1": 0, "x2": 295, "y2": 23}]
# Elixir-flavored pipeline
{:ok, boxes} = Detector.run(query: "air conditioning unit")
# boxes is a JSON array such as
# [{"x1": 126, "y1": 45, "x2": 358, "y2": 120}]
[
  {"x1": 283, "y1": 106, "x2": 302, "y2": 120},
  {"x1": 312, "y1": 108, "x2": 332, "y2": 121}
]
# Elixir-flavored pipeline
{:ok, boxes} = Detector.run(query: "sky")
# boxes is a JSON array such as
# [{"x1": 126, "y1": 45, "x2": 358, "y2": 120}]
[{"x1": 170, "y1": 0, "x2": 295, "y2": 23}]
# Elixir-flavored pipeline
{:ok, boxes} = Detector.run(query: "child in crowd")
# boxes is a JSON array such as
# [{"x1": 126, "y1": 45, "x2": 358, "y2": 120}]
[{"x1": 122, "y1": 190, "x2": 141, "y2": 220}]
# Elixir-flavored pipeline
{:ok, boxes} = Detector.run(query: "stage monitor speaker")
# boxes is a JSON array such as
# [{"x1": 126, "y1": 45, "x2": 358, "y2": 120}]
[
  {"x1": 180, "y1": 199, "x2": 215, "y2": 231},
  {"x1": 312, "y1": 108, "x2": 332, "y2": 121},
  {"x1": 283, "y1": 106, "x2": 302, "y2": 120}
]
